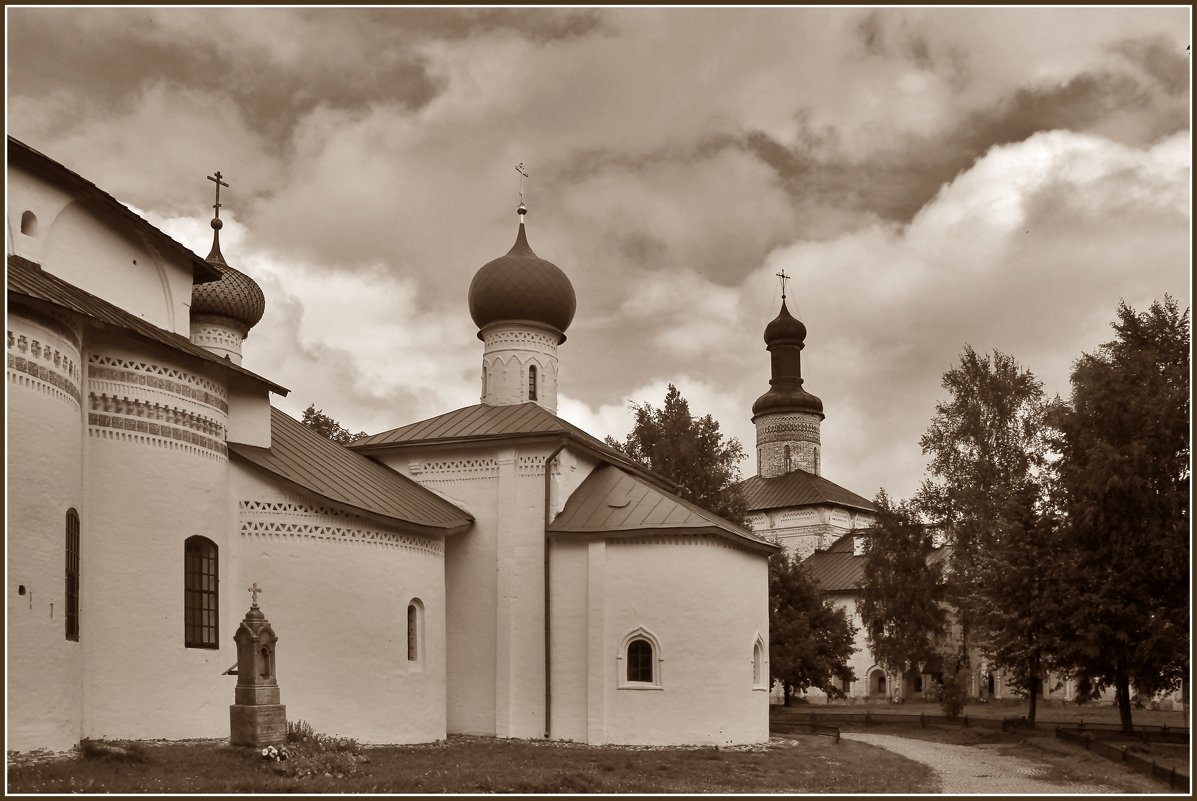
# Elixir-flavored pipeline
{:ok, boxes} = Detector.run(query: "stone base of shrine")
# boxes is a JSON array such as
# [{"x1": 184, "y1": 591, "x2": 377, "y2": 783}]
[{"x1": 230, "y1": 704, "x2": 286, "y2": 747}]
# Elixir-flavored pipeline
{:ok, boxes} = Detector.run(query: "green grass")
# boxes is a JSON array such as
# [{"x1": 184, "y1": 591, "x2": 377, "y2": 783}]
[{"x1": 6, "y1": 734, "x2": 938, "y2": 794}]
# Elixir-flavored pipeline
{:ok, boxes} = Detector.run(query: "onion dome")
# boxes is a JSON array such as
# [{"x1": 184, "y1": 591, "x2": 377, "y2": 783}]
[
  {"x1": 751, "y1": 297, "x2": 824, "y2": 419},
  {"x1": 764, "y1": 299, "x2": 807, "y2": 346},
  {"x1": 468, "y1": 208, "x2": 576, "y2": 341},
  {"x1": 191, "y1": 216, "x2": 266, "y2": 330}
]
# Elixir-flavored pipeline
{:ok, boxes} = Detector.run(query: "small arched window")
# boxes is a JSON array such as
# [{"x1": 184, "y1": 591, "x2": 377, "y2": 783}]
[
  {"x1": 783, "y1": 445, "x2": 792, "y2": 473},
  {"x1": 407, "y1": 600, "x2": 421, "y2": 661},
  {"x1": 21, "y1": 210, "x2": 38, "y2": 236},
  {"x1": 481, "y1": 366, "x2": 488, "y2": 398},
  {"x1": 627, "y1": 639, "x2": 653, "y2": 683},
  {"x1": 813, "y1": 446, "x2": 820, "y2": 475},
  {"x1": 65, "y1": 508, "x2": 80, "y2": 641},
  {"x1": 752, "y1": 639, "x2": 764, "y2": 687},
  {"x1": 184, "y1": 536, "x2": 218, "y2": 648},
  {"x1": 528, "y1": 364, "x2": 538, "y2": 401}
]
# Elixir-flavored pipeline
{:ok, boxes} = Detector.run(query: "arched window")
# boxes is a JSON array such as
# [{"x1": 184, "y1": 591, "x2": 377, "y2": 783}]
[
  {"x1": 184, "y1": 536, "x2": 218, "y2": 648},
  {"x1": 752, "y1": 638, "x2": 764, "y2": 687},
  {"x1": 21, "y1": 210, "x2": 37, "y2": 236},
  {"x1": 481, "y1": 366, "x2": 488, "y2": 398},
  {"x1": 783, "y1": 445, "x2": 792, "y2": 473},
  {"x1": 813, "y1": 446, "x2": 820, "y2": 475},
  {"x1": 528, "y1": 364, "x2": 538, "y2": 401},
  {"x1": 627, "y1": 639, "x2": 653, "y2": 683},
  {"x1": 407, "y1": 599, "x2": 422, "y2": 662},
  {"x1": 618, "y1": 627, "x2": 662, "y2": 688},
  {"x1": 65, "y1": 509, "x2": 80, "y2": 641}
]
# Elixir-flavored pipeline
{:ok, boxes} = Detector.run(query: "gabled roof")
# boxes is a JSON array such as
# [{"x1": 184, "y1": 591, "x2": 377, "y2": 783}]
[
  {"x1": 804, "y1": 531, "x2": 952, "y2": 593},
  {"x1": 7, "y1": 254, "x2": 287, "y2": 395},
  {"x1": 7, "y1": 136, "x2": 221, "y2": 284},
  {"x1": 549, "y1": 464, "x2": 777, "y2": 554},
  {"x1": 738, "y1": 468, "x2": 875, "y2": 514},
  {"x1": 349, "y1": 401, "x2": 677, "y2": 493},
  {"x1": 229, "y1": 407, "x2": 473, "y2": 537}
]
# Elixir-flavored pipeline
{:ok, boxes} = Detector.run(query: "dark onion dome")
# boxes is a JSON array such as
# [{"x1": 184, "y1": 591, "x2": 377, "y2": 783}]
[
  {"x1": 191, "y1": 218, "x2": 266, "y2": 330},
  {"x1": 751, "y1": 297, "x2": 823, "y2": 419},
  {"x1": 468, "y1": 220, "x2": 576, "y2": 341},
  {"x1": 764, "y1": 299, "x2": 807, "y2": 345},
  {"x1": 752, "y1": 383, "x2": 824, "y2": 418}
]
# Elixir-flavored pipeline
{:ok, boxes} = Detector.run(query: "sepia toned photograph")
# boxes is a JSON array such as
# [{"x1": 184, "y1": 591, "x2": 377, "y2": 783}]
[{"x1": 5, "y1": 4, "x2": 1190, "y2": 795}]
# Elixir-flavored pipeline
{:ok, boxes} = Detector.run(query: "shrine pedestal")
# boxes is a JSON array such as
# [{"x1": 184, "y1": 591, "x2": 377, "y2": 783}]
[{"x1": 229, "y1": 585, "x2": 286, "y2": 747}]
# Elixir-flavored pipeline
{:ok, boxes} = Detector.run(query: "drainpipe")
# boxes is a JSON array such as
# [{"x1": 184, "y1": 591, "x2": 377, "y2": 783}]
[{"x1": 543, "y1": 439, "x2": 567, "y2": 739}]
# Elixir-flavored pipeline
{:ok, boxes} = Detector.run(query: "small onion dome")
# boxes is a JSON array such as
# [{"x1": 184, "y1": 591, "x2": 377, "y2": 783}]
[
  {"x1": 191, "y1": 217, "x2": 266, "y2": 330},
  {"x1": 764, "y1": 299, "x2": 807, "y2": 346},
  {"x1": 468, "y1": 221, "x2": 576, "y2": 341},
  {"x1": 751, "y1": 384, "x2": 824, "y2": 418}
]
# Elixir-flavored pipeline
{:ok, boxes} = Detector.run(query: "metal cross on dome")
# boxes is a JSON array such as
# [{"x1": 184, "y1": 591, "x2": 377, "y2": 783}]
[
  {"x1": 776, "y1": 269, "x2": 791, "y2": 300},
  {"x1": 207, "y1": 171, "x2": 228, "y2": 218},
  {"x1": 515, "y1": 162, "x2": 529, "y2": 206},
  {"x1": 248, "y1": 582, "x2": 262, "y2": 608}
]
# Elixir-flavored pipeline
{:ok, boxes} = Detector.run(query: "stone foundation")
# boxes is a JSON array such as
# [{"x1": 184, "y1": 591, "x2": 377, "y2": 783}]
[{"x1": 230, "y1": 704, "x2": 286, "y2": 747}]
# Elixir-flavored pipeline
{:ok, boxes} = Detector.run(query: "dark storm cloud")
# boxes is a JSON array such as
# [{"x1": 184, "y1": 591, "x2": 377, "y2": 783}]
[
  {"x1": 743, "y1": 57, "x2": 1189, "y2": 226},
  {"x1": 1113, "y1": 34, "x2": 1191, "y2": 96}
]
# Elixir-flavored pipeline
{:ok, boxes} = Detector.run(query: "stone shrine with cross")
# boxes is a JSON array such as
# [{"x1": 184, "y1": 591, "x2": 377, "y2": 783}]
[{"x1": 229, "y1": 583, "x2": 287, "y2": 747}]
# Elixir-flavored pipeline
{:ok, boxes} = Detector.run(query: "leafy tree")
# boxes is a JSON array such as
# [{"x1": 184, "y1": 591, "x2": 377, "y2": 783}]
[
  {"x1": 858, "y1": 490, "x2": 947, "y2": 697},
  {"x1": 300, "y1": 404, "x2": 368, "y2": 445},
  {"x1": 914, "y1": 346, "x2": 1058, "y2": 724},
  {"x1": 1050, "y1": 297, "x2": 1190, "y2": 733},
  {"x1": 769, "y1": 548, "x2": 857, "y2": 705},
  {"x1": 606, "y1": 384, "x2": 747, "y2": 523}
]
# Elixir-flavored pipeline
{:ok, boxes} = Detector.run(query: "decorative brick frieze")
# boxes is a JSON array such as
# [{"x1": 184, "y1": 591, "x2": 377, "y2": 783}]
[
  {"x1": 606, "y1": 532, "x2": 758, "y2": 555},
  {"x1": 239, "y1": 498, "x2": 443, "y2": 556},
  {"x1": 755, "y1": 411, "x2": 822, "y2": 478},
  {"x1": 412, "y1": 458, "x2": 500, "y2": 478},
  {"x1": 7, "y1": 314, "x2": 83, "y2": 408},
  {"x1": 85, "y1": 354, "x2": 229, "y2": 458}
]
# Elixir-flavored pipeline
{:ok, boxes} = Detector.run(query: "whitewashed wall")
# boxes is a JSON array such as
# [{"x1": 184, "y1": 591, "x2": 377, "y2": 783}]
[
  {"x1": 551, "y1": 535, "x2": 771, "y2": 745},
  {"x1": 6, "y1": 308, "x2": 86, "y2": 753},
  {"x1": 8, "y1": 166, "x2": 196, "y2": 337},
  {"x1": 230, "y1": 467, "x2": 449, "y2": 744}
]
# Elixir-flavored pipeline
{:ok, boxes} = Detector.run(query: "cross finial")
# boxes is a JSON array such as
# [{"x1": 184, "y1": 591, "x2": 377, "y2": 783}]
[
  {"x1": 776, "y1": 269, "x2": 791, "y2": 300},
  {"x1": 248, "y1": 582, "x2": 262, "y2": 608},
  {"x1": 207, "y1": 171, "x2": 229, "y2": 219},
  {"x1": 515, "y1": 162, "x2": 529, "y2": 215}
]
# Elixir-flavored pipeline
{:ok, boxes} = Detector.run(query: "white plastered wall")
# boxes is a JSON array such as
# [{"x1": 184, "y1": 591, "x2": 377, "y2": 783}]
[
  {"x1": 382, "y1": 440, "x2": 598, "y2": 739},
  {"x1": 8, "y1": 165, "x2": 196, "y2": 337},
  {"x1": 229, "y1": 467, "x2": 449, "y2": 744},
  {"x1": 550, "y1": 535, "x2": 771, "y2": 745},
  {"x1": 6, "y1": 308, "x2": 86, "y2": 753}
]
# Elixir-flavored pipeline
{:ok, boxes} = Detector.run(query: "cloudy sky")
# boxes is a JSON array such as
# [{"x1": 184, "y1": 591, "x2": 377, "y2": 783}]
[{"x1": 7, "y1": 6, "x2": 1191, "y2": 501}]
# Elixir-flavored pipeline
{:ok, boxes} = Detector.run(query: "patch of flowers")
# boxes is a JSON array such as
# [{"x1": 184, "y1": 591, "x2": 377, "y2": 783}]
[{"x1": 261, "y1": 721, "x2": 370, "y2": 780}]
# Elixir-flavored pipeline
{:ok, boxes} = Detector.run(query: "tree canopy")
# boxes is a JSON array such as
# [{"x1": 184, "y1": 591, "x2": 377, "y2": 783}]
[
  {"x1": 300, "y1": 403, "x2": 368, "y2": 445},
  {"x1": 769, "y1": 549, "x2": 857, "y2": 705},
  {"x1": 858, "y1": 490, "x2": 947, "y2": 693},
  {"x1": 914, "y1": 346, "x2": 1058, "y2": 724},
  {"x1": 1049, "y1": 296, "x2": 1190, "y2": 732},
  {"x1": 605, "y1": 384, "x2": 748, "y2": 524}
]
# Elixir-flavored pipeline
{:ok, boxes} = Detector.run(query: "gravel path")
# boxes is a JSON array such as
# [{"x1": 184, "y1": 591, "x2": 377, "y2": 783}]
[{"x1": 840, "y1": 732, "x2": 1119, "y2": 794}]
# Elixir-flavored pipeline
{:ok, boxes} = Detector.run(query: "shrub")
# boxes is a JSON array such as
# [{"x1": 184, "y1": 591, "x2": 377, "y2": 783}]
[
  {"x1": 79, "y1": 739, "x2": 150, "y2": 763},
  {"x1": 285, "y1": 719, "x2": 314, "y2": 744},
  {"x1": 937, "y1": 668, "x2": 968, "y2": 719}
]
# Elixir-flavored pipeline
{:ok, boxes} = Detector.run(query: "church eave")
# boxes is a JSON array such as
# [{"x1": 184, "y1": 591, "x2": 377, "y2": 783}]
[{"x1": 548, "y1": 526, "x2": 779, "y2": 555}]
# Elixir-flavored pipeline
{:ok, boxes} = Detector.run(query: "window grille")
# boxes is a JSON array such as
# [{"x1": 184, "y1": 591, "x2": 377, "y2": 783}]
[
  {"x1": 184, "y1": 536, "x2": 218, "y2": 648},
  {"x1": 626, "y1": 638, "x2": 653, "y2": 683},
  {"x1": 65, "y1": 509, "x2": 80, "y2": 641},
  {"x1": 528, "y1": 365, "x2": 538, "y2": 401},
  {"x1": 407, "y1": 603, "x2": 418, "y2": 661}
]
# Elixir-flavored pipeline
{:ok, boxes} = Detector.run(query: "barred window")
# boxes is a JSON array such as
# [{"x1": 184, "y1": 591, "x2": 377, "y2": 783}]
[
  {"x1": 626, "y1": 638, "x2": 653, "y2": 683},
  {"x1": 65, "y1": 508, "x2": 80, "y2": 641},
  {"x1": 528, "y1": 365, "x2": 538, "y2": 401},
  {"x1": 184, "y1": 536, "x2": 218, "y2": 648},
  {"x1": 407, "y1": 602, "x2": 419, "y2": 661}
]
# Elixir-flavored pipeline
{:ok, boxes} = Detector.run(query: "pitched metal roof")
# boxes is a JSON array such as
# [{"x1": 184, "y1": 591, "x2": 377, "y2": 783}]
[
  {"x1": 804, "y1": 531, "x2": 953, "y2": 593},
  {"x1": 738, "y1": 468, "x2": 875, "y2": 513},
  {"x1": 229, "y1": 407, "x2": 473, "y2": 536},
  {"x1": 350, "y1": 402, "x2": 677, "y2": 492},
  {"x1": 8, "y1": 136, "x2": 221, "y2": 284},
  {"x1": 7, "y1": 255, "x2": 288, "y2": 395},
  {"x1": 549, "y1": 464, "x2": 777, "y2": 554}
]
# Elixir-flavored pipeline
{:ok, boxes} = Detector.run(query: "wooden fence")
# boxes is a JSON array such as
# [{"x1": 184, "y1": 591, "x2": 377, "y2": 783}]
[{"x1": 1056, "y1": 727, "x2": 1189, "y2": 793}]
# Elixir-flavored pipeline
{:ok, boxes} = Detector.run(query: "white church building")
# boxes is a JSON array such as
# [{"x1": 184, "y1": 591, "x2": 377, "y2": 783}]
[{"x1": 5, "y1": 136, "x2": 777, "y2": 755}]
